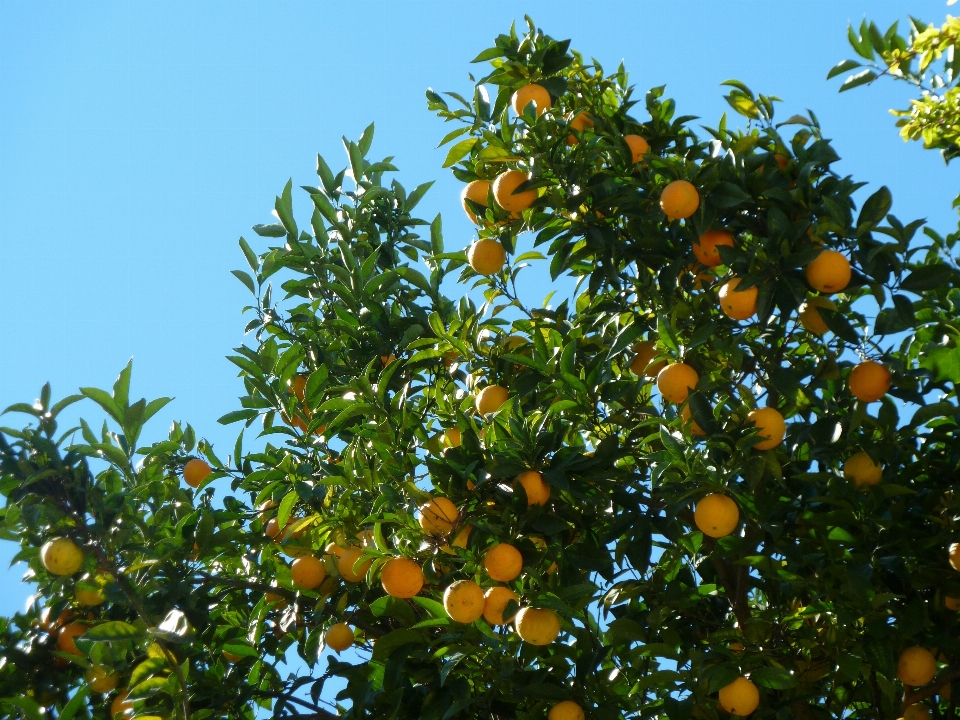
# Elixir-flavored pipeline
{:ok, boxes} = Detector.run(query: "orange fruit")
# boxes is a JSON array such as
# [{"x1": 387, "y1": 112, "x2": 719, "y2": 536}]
[
  {"x1": 265, "y1": 518, "x2": 282, "y2": 539},
  {"x1": 76, "y1": 585, "x2": 106, "y2": 607},
  {"x1": 484, "y1": 543, "x2": 523, "y2": 582},
  {"x1": 41, "y1": 537, "x2": 84, "y2": 576},
  {"x1": 659, "y1": 180, "x2": 699, "y2": 220},
  {"x1": 515, "y1": 607, "x2": 561, "y2": 645},
  {"x1": 897, "y1": 646, "x2": 937, "y2": 686},
  {"x1": 805, "y1": 249, "x2": 852, "y2": 293},
  {"x1": 58, "y1": 622, "x2": 88, "y2": 656},
  {"x1": 566, "y1": 112, "x2": 595, "y2": 145},
  {"x1": 694, "y1": 494, "x2": 739, "y2": 538},
  {"x1": 476, "y1": 385, "x2": 509, "y2": 415},
  {"x1": 629, "y1": 340, "x2": 664, "y2": 377},
  {"x1": 290, "y1": 375, "x2": 307, "y2": 402},
  {"x1": 291, "y1": 556, "x2": 327, "y2": 590},
  {"x1": 548, "y1": 700, "x2": 585, "y2": 720},
  {"x1": 945, "y1": 596, "x2": 960, "y2": 611},
  {"x1": 718, "y1": 677, "x2": 760, "y2": 715},
  {"x1": 680, "y1": 404, "x2": 706, "y2": 436},
  {"x1": 380, "y1": 557, "x2": 424, "y2": 599},
  {"x1": 482, "y1": 586, "x2": 519, "y2": 625},
  {"x1": 693, "y1": 230, "x2": 735, "y2": 268},
  {"x1": 443, "y1": 579, "x2": 485, "y2": 623},
  {"x1": 444, "y1": 428, "x2": 462, "y2": 449},
  {"x1": 419, "y1": 498, "x2": 459, "y2": 537},
  {"x1": 183, "y1": 458, "x2": 213, "y2": 488},
  {"x1": 110, "y1": 690, "x2": 133, "y2": 718},
  {"x1": 86, "y1": 667, "x2": 120, "y2": 694},
  {"x1": 950, "y1": 543, "x2": 960, "y2": 571},
  {"x1": 516, "y1": 470, "x2": 550, "y2": 506},
  {"x1": 264, "y1": 591, "x2": 287, "y2": 608},
  {"x1": 325, "y1": 623, "x2": 354, "y2": 653},
  {"x1": 467, "y1": 239, "x2": 506, "y2": 275},
  {"x1": 337, "y1": 546, "x2": 371, "y2": 583},
  {"x1": 461, "y1": 179, "x2": 491, "y2": 222},
  {"x1": 511, "y1": 83, "x2": 551, "y2": 116},
  {"x1": 492, "y1": 170, "x2": 537, "y2": 213},
  {"x1": 656, "y1": 363, "x2": 699, "y2": 404},
  {"x1": 904, "y1": 705, "x2": 931, "y2": 720},
  {"x1": 843, "y1": 452, "x2": 882, "y2": 488},
  {"x1": 747, "y1": 407, "x2": 786, "y2": 450},
  {"x1": 624, "y1": 134, "x2": 650, "y2": 164},
  {"x1": 719, "y1": 278, "x2": 758, "y2": 321},
  {"x1": 774, "y1": 153, "x2": 790, "y2": 169},
  {"x1": 441, "y1": 524, "x2": 474, "y2": 554},
  {"x1": 848, "y1": 360, "x2": 891, "y2": 402},
  {"x1": 798, "y1": 296, "x2": 837, "y2": 335},
  {"x1": 941, "y1": 682, "x2": 952, "y2": 699}
]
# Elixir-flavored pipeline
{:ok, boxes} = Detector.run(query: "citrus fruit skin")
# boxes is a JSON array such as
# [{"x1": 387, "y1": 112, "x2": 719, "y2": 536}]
[
  {"x1": 805, "y1": 249, "x2": 852, "y2": 293},
  {"x1": 719, "y1": 278, "x2": 758, "y2": 320},
  {"x1": 693, "y1": 230, "x2": 735, "y2": 268},
  {"x1": 492, "y1": 170, "x2": 537, "y2": 212},
  {"x1": 41, "y1": 537, "x2": 84, "y2": 576},
  {"x1": 566, "y1": 112, "x2": 595, "y2": 145},
  {"x1": 461, "y1": 179, "x2": 491, "y2": 222},
  {"x1": 747, "y1": 407, "x2": 786, "y2": 450},
  {"x1": 484, "y1": 543, "x2": 524, "y2": 582},
  {"x1": 548, "y1": 700, "x2": 585, "y2": 720},
  {"x1": 656, "y1": 363, "x2": 699, "y2": 404},
  {"x1": 848, "y1": 360, "x2": 891, "y2": 402},
  {"x1": 476, "y1": 385, "x2": 509, "y2": 415},
  {"x1": 444, "y1": 428, "x2": 462, "y2": 449},
  {"x1": 945, "y1": 596, "x2": 960, "y2": 611},
  {"x1": 183, "y1": 458, "x2": 212, "y2": 488},
  {"x1": 419, "y1": 497, "x2": 459, "y2": 536},
  {"x1": 718, "y1": 676, "x2": 760, "y2": 715},
  {"x1": 467, "y1": 239, "x2": 506, "y2": 275},
  {"x1": 110, "y1": 690, "x2": 134, "y2": 718},
  {"x1": 86, "y1": 667, "x2": 120, "y2": 693},
  {"x1": 897, "y1": 646, "x2": 937, "y2": 687},
  {"x1": 629, "y1": 340, "x2": 664, "y2": 377},
  {"x1": 337, "y1": 546, "x2": 371, "y2": 583},
  {"x1": 76, "y1": 586, "x2": 106, "y2": 607},
  {"x1": 511, "y1": 83, "x2": 551, "y2": 116},
  {"x1": 950, "y1": 543, "x2": 960, "y2": 571},
  {"x1": 443, "y1": 580, "x2": 485, "y2": 623},
  {"x1": 325, "y1": 623, "x2": 354, "y2": 653},
  {"x1": 515, "y1": 607, "x2": 561, "y2": 645},
  {"x1": 291, "y1": 555, "x2": 327, "y2": 590},
  {"x1": 903, "y1": 704, "x2": 932, "y2": 720},
  {"x1": 482, "y1": 586, "x2": 519, "y2": 625},
  {"x1": 516, "y1": 470, "x2": 550, "y2": 506},
  {"x1": 624, "y1": 134, "x2": 649, "y2": 164},
  {"x1": 58, "y1": 622, "x2": 88, "y2": 656},
  {"x1": 380, "y1": 557, "x2": 424, "y2": 599},
  {"x1": 660, "y1": 179, "x2": 700, "y2": 220},
  {"x1": 680, "y1": 404, "x2": 706, "y2": 436},
  {"x1": 798, "y1": 296, "x2": 836, "y2": 335},
  {"x1": 843, "y1": 451, "x2": 883, "y2": 488},
  {"x1": 441, "y1": 524, "x2": 474, "y2": 555},
  {"x1": 694, "y1": 494, "x2": 739, "y2": 538}
]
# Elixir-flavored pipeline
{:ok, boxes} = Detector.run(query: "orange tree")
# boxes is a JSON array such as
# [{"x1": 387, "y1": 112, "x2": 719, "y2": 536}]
[{"x1": 2, "y1": 16, "x2": 960, "y2": 720}]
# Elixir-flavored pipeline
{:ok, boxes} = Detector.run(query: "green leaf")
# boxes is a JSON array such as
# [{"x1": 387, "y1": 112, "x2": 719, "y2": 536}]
[
  {"x1": 218, "y1": 409, "x2": 258, "y2": 425},
  {"x1": 839, "y1": 69, "x2": 878, "y2": 92},
  {"x1": 57, "y1": 685, "x2": 90, "y2": 720},
  {"x1": 443, "y1": 138, "x2": 478, "y2": 169},
  {"x1": 370, "y1": 628, "x2": 427, "y2": 661},
  {"x1": 826, "y1": 59, "x2": 862, "y2": 79},
  {"x1": 724, "y1": 94, "x2": 759, "y2": 119},
  {"x1": 819, "y1": 309, "x2": 859, "y2": 345},
  {"x1": 357, "y1": 122, "x2": 375, "y2": 156},
  {"x1": 856, "y1": 186, "x2": 892, "y2": 232},
  {"x1": 253, "y1": 223, "x2": 286, "y2": 237},
  {"x1": 113, "y1": 360, "x2": 132, "y2": 409},
  {"x1": 412, "y1": 596, "x2": 447, "y2": 618},
  {"x1": 79, "y1": 387, "x2": 123, "y2": 424},
  {"x1": 239, "y1": 237, "x2": 259, "y2": 273},
  {"x1": 751, "y1": 666, "x2": 796, "y2": 689},
  {"x1": 471, "y1": 47, "x2": 504, "y2": 63},
  {"x1": 900, "y1": 265, "x2": 955, "y2": 293},
  {"x1": 231, "y1": 269, "x2": 256, "y2": 294},
  {"x1": 277, "y1": 490, "x2": 298, "y2": 529},
  {"x1": 908, "y1": 401, "x2": 958, "y2": 429},
  {"x1": 127, "y1": 676, "x2": 168, "y2": 700},
  {"x1": 129, "y1": 657, "x2": 168, "y2": 688},
  {"x1": 0, "y1": 697, "x2": 44, "y2": 720},
  {"x1": 84, "y1": 620, "x2": 142, "y2": 641}
]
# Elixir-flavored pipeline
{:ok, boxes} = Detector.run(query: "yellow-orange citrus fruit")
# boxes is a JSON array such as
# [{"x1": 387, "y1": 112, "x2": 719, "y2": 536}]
[
  {"x1": 482, "y1": 586, "x2": 519, "y2": 625},
  {"x1": 265, "y1": 518, "x2": 282, "y2": 539},
  {"x1": 476, "y1": 385, "x2": 509, "y2": 415},
  {"x1": 492, "y1": 170, "x2": 537, "y2": 212},
  {"x1": 680, "y1": 404, "x2": 706, "y2": 436},
  {"x1": 291, "y1": 556, "x2": 327, "y2": 590},
  {"x1": 848, "y1": 360, "x2": 891, "y2": 402},
  {"x1": 945, "y1": 596, "x2": 960, "y2": 611},
  {"x1": 325, "y1": 623, "x2": 354, "y2": 653},
  {"x1": 264, "y1": 591, "x2": 287, "y2": 608},
  {"x1": 484, "y1": 543, "x2": 523, "y2": 582},
  {"x1": 805, "y1": 249, "x2": 852, "y2": 293},
  {"x1": 183, "y1": 458, "x2": 213, "y2": 488},
  {"x1": 511, "y1": 83, "x2": 551, "y2": 116},
  {"x1": 660, "y1": 180, "x2": 700, "y2": 220},
  {"x1": 941, "y1": 682, "x2": 952, "y2": 699},
  {"x1": 747, "y1": 407, "x2": 786, "y2": 450},
  {"x1": 419, "y1": 497, "x2": 459, "y2": 536},
  {"x1": 443, "y1": 579, "x2": 485, "y2": 623},
  {"x1": 441, "y1": 524, "x2": 474, "y2": 554},
  {"x1": 843, "y1": 451, "x2": 883, "y2": 488},
  {"x1": 798, "y1": 296, "x2": 837, "y2": 335},
  {"x1": 904, "y1": 705, "x2": 931, "y2": 720},
  {"x1": 629, "y1": 340, "x2": 665, "y2": 377},
  {"x1": 548, "y1": 700, "x2": 585, "y2": 720},
  {"x1": 693, "y1": 230, "x2": 735, "y2": 268},
  {"x1": 624, "y1": 134, "x2": 650, "y2": 164},
  {"x1": 86, "y1": 667, "x2": 120, "y2": 694},
  {"x1": 656, "y1": 363, "x2": 699, "y2": 404},
  {"x1": 515, "y1": 607, "x2": 561, "y2": 645},
  {"x1": 719, "y1": 278, "x2": 758, "y2": 321},
  {"x1": 381, "y1": 557, "x2": 424, "y2": 599},
  {"x1": 719, "y1": 677, "x2": 760, "y2": 715},
  {"x1": 461, "y1": 179, "x2": 491, "y2": 222},
  {"x1": 291, "y1": 374, "x2": 307, "y2": 402},
  {"x1": 41, "y1": 537, "x2": 84, "y2": 576},
  {"x1": 566, "y1": 112, "x2": 595, "y2": 145},
  {"x1": 950, "y1": 543, "x2": 960, "y2": 571},
  {"x1": 444, "y1": 428, "x2": 462, "y2": 448},
  {"x1": 694, "y1": 494, "x2": 739, "y2": 538},
  {"x1": 58, "y1": 622, "x2": 88, "y2": 656},
  {"x1": 516, "y1": 470, "x2": 550, "y2": 506},
  {"x1": 897, "y1": 646, "x2": 937, "y2": 687},
  {"x1": 467, "y1": 239, "x2": 506, "y2": 275},
  {"x1": 76, "y1": 585, "x2": 106, "y2": 607},
  {"x1": 110, "y1": 690, "x2": 133, "y2": 718},
  {"x1": 337, "y1": 546, "x2": 371, "y2": 583}
]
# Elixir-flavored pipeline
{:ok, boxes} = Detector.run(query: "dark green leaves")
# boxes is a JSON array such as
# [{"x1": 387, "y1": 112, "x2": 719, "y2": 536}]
[
  {"x1": 856, "y1": 186, "x2": 892, "y2": 234},
  {"x1": 84, "y1": 620, "x2": 142, "y2": 641},
  {"x1": 900, "y1": 264, "x2": 956, "y2": 293}
]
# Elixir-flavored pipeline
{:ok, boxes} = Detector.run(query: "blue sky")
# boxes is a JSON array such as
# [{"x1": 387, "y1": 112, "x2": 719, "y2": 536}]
[{"x1": 0, "y1": 0, "x2": 956, "y2": 710}]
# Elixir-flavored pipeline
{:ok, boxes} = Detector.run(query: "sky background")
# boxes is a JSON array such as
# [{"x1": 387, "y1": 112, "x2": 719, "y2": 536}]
[{"x1": 0, "y1": 0, "x2": 956, "y2": 714}]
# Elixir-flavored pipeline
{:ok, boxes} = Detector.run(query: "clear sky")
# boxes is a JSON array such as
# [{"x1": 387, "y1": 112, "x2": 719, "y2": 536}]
[{"x1": 0, "y1": 0, "x2": 955, "y2": 709}]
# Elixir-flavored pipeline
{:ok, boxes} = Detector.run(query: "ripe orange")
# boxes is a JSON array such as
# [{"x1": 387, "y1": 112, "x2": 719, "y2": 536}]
[
  {"x1": 443, "y1": 579, "x2": 485, "y2": 623},
  {"x1": 904, "y1": 705, "x2": 931, "y2": 720},
  {"x1": 897, "y1": 646, "x2": 937, "y2": 686},
  {"x1": 441, "y1": 524, "x2": 474, "y2": 554},
  {"x1": 629, "y1": 340, "x2": 664, "y2": 377},
  {"x1": 566, "y1": 112, "x2": 595, "y2": 145},
  {"x1": 511, "y1": 83, "x2": 551, "y2": 116},
  {"x1": 337, "y1": 546, "x2": 371, "y2": 583},
  {"x1": 325, "y1": 623, "x2": 354, "y2": 653},
  {"x1": 380, "y1": 557, "x2": 424, "y2": 599},
  {"x1": 419, "y1": 497, "x2": 459, "y2": 536},
  {"x1": 183, "y1": 458, "x2": 213, "y2": 488},
  {"x1": 467, "y1": 239, "x2": 506, "y2": 275},
  {"x1": 290, "y1": 374, "x2": 307, "y2": 402},
  {"x1": 58, "y1": 622, "x2": 88, "y2": 656},
  {"x1": 548, "y1": 700, "x2": 585, "y2": 720},
  {"x1": 718, "y1": 677, "x2": 760, "y2": 715},
  {"x1": 484, "y1": 543, "x2": 523, "y2": 582},
  {"x1": 444, "y1": 428, "x2": 462, "y2": 449},
  {"x1": 945, "y1": 596, "x2": 960, "y2": 611},
  {"x1": 515, "y1": 607, "x2": 561, "y2": 645},
  {"x1": 41, "y1": 537, "x2": 84, "y2": 576},
  {"x1": 624, "y1": 134, "x2": 650, "y2": 164},
  {"x1": 110, "y1": 690, "x2": 133, "y2": 718},
  {"x1": 659, "y1": 180, "x2": 700, "y2": 220},
  {"x1": 950, "y1": 543, "x2": 960, "y2": 571},
  {"x1": 719, "y1": 278, "x2": 758, "y2": 321},
  {"x1": 843, "y1": 451, "x2": 882, "y2": 488},
  {"x1": 516, "y1": 470, "x2": 550, "y2": 506},
  {"x1": 76, "y1": 584, "x2": 106, "y2": 607},
  {"x1": 680, "y1": 404, "x2": 705, "y2": 436},
  {"x1": 86, "y1": 667, "x2": 120, "y2": 694},
  {"x1": 656, "y1": 363, "x2": 699, "y2": 404},
  {"x1": 265, "y1": 518, "x2": 282, "y2": 539},
  {"x1": 476, "y1": 385, "x2": 509, "y2": 415},
  {"x1": 694, "y1": 494, "x2": 739, "y2": 538},
  {"x1": 693, "y1": 230, "x2": 735, "y2": 268},
  {"x1": 264, "y1": 591, "x2": 287, "y2": 608},
  {"x1": 291, "y1": 556, "x2": 327, "y2": 590},
  {"x1": 461, "y1": 179, "x2": 491, "y2": 222},
  {"x1": 805, "y1": 249, "x2": 852, "y2": 293},
  {"x1": 747, "y1": 407, "x2": 786, "y2": 450},
  {"x1": 798, "y1": 296, "x2": 837, "y2": 335},
  {"x1": 492, "y1": 170, "x2": 537, "y2": 213},
  {"x1": 848, "y1": 360, "x2": 891, "y2": 402},
  {"x1": 482, "y1": 586, "x2": 519, "y2": 625}
]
